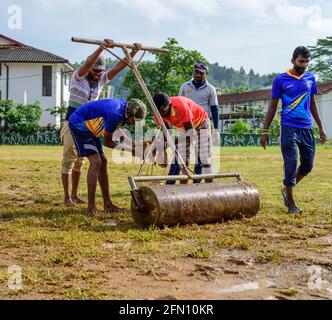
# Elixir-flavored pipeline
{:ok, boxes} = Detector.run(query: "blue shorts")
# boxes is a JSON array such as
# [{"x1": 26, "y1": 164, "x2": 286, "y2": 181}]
[
  {"x1": 68, "y1": 122, "x2": 104, "y2": 158},
  {"x1": 281, "y1": 125, "x2": 315, "y2": 187}
]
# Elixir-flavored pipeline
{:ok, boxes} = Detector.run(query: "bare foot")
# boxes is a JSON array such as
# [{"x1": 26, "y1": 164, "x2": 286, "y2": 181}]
[
  {"x1": 104, "y1": 204, "x2": 125, "y2": 213},
  {"x1": 65, "y1": 199, "x2": 75, "y2": 207},
  {"x1": 72, "y1": 196, "x2": 86, "y2": 205},
  {"x1": 86, "y1": 207, "x2": 97, "y2": 216}
]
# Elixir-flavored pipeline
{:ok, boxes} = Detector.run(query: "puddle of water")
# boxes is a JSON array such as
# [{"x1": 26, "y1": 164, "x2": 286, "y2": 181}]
[
  {"x1": 103, "y1": 219, "x2": 118, "y2": 227},
  {"x1": 102, "y1": 240, "x2": 137, "y2": 250},
  {"x1": 217, "y1": 280, "x2": 275, "y2": 294}
]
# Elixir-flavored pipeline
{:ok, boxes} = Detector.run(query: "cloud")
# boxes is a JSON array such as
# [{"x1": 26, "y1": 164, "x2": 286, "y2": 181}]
[
  {"x1": 307, "y1": 5, "x2": 332, "y2": 33},
  {"x1": 114, "y1": 0, "x2": 220, "y2": 23},
  {"x1": 26, "y1": 0, "x2": 84, "y2": 12}
]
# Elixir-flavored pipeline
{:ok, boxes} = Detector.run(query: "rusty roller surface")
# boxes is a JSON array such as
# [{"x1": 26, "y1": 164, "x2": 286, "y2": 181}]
[{"x1": 131, "y1": 182, "x2": 260, "y2": 227}]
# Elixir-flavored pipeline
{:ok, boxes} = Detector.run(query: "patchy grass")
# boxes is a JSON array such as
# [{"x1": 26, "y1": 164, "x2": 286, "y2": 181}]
[{"x1": 0, "y1": 145, "x2": 331, "y2": 299}]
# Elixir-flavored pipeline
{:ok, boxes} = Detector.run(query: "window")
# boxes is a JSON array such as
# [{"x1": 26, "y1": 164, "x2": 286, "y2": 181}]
[{"x1": 42, "y1": 66, "x2": 52, "y2": 96}]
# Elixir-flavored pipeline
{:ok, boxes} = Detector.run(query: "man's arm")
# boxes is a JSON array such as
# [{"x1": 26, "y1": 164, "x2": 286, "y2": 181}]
[
  {"x1": 260, "y1": 98, "x2": 279, "y2": 149},
  {"x1": 103, "y1": 130, "x2": 151, "y2": 158},
  {"x1": 310, "y1": 96, "x2": 327, "y2": 145},
  {"x1": 104, "y1": 130, "x2": 133, "y2": 151},
  {"x1": 210, "y1": 87, "x2": 220, "y2": 129},
  {"x1": 77, "y1": 39, "x2": 114, "y2": 79},
  {"x1": 106, "y1": 43, "x2": 142, "y2": 81},
  {"x1": 183, "y1": 121, "x2": 196, "y2": 147},
  {"x1": 210, "y1": 105, "x2": 220, "y2": 129}
]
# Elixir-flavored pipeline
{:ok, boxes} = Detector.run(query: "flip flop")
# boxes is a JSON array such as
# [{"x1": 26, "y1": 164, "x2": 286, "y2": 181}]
[
  {"x1": 288, "y1": 205, "x2": 303, "y2": 214},
  {"x1": 281, "y1": 189, "x2": 289, "y2": 207}
]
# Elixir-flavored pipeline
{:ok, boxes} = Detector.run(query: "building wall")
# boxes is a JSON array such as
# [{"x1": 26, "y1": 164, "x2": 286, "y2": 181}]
[
  {"x1": 0, "y1": 38, "x2": 13, "y2": 46},
  {"x1": 220, "y1": 99, "x2": 270, "y2": 132},
  {"x1": 317, "y1": 91, "x2": 332, "y2": 138},
  {"x1": 0, "y1": 62, "x2": 71, "y2": 127}
]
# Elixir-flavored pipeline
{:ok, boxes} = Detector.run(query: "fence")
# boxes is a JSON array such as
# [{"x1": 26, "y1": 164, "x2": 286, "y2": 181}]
[
  {"x1": 0, "y1": 131, "x2": 282, "y2": 147},
  {"x1": 0, "y1": 131, "x2": 61, "y2": 146}
]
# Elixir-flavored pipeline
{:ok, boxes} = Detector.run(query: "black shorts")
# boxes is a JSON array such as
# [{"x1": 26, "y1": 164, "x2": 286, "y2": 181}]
[{"x1": 68, "y1": 122, "x2": 104, "y2": 158}]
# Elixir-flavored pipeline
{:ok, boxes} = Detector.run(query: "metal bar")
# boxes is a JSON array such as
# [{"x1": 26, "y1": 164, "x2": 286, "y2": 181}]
[
  {"x1": 130, "y1": 173, "x2": 243, "y2": 183},
  {"x1": 120, "y1": 46, "x2": 191, "y2": 176},
  {"x1": 71, "y1": 37, "x2": 169, "y2": 53}
]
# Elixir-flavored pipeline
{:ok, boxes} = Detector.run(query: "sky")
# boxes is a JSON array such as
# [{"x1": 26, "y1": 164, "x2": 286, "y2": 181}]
[{"x1": 1, "y1": 0, "x2": 332, "y2": 74}]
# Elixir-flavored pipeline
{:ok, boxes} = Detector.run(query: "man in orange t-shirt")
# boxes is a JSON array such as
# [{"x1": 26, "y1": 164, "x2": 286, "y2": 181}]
[{"x1": 153, "y1": 93, "x2": 213, "y2": 184}]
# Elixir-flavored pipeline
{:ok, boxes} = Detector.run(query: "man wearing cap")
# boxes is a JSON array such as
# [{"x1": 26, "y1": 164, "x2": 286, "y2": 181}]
[
  {"x1": 68, "y1": 98, "x2": 148, "y2": 215},
  {"x1": 61, "y1": 39, "x2": 142, "y2": 207},
  {"x1": 167, "y1": 61, "x2": 219, "y2": 184}
]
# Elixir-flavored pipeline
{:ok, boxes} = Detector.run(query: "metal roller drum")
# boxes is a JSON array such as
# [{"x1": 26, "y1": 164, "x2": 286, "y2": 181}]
[{"x1": 131, "y1": 182, "x2": 260, "y2": 227}]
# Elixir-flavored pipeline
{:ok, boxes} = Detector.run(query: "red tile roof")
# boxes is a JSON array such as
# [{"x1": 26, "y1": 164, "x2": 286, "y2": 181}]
[
  {"x1": 0, "y1": 34, "x2": 27, "y2": 47},
  {"x1": 218, "y1": 81, "x2": 332, "y2": 104},
  {"x1": 218, "y1": 89, "x2": 271, "y2": 104},
  {"x1": 0, "y1": 34, "x2": 71, "y2": 65}
]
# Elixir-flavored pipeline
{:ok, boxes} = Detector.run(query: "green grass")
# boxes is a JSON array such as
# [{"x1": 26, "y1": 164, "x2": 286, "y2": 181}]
[{"x1": 0, "y1": 145, "x2": 331, "y2": 299}]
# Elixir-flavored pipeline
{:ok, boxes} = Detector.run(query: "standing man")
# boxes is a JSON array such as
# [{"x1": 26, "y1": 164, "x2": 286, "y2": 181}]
[
  {"x1": 260, "y1": 46, "x2": 327, "y2": 214},
  {"x1": 69, "y1": 98, "x2": 148, "y2": 215},
  {"x1": 153, "y1": 93, "x2": 213, "y2": 184},
  {"x1": 61, "y1": 40, "x2": 141, "y2": 206},
  {"x1": 168, "y1": 61, "x2": 219, "y2": 184}
]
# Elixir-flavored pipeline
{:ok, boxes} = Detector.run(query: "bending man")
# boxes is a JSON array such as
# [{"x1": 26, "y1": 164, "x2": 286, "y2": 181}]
[
  {"x1": 69, "y1": 98, "x2": 147, "y2": 215},
  {"x1": 153, "y1": 93, "x2": 213, "y2": 184},
  {"x1": 61, "y1": 40, "x2": 141, "y2": 206}
]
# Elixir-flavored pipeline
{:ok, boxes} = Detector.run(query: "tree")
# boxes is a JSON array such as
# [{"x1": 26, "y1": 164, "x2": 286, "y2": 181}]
[
  {"x1": 223, "y1": 86, "x2": 251, "y2": 94},
  {"x1": 269, "y1": 117, "x2": 281, "y2": 137},
  {"x1": 0, "y1": 100, "x2": 42, "y2": 134},
  {"x1": 230, "y1": 120, "x2": 250, "y2": 137},
  {"x1": 123, "y1": 38, "x2": 206, "y2": 107},
  {"x1": 47, "y1": 105, "x2": 68, "y2": 129},
  {"x1": 0, "y1": 100, "x2": 15, "y2": 133},
  {"x1": 309, "y1": 36, "x2": 332, "y2": 82}
]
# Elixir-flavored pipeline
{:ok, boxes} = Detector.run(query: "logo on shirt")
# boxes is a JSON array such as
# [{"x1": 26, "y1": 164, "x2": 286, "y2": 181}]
[
  {"x1": 306, "y1": 81, "x2": 312, "y2": 89},
  {"x1": 185, "y1": 89, "x2": 193, "y2": 96},
  {"x1": 287, "y1": 85, "x2": 294, "y2": 89}
]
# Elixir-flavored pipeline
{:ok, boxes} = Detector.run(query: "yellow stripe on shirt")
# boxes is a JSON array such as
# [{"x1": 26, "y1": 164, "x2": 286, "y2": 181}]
[
  {"x1": 285, "y1": 92, "x2": 308, "y2": 115},
  {"x1": 85, "y1": 117, "x2": 105, "y2": 137}
]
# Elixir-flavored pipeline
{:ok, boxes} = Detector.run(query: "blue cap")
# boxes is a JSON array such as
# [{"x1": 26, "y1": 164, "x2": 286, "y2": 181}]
[{"x1": 194, "y1": 61, "x2": 208, "y2": 73}]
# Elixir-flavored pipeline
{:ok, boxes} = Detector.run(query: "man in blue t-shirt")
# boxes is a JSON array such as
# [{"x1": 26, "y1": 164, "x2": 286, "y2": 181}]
[
  {"x1": 69, "y1": 98, "x2": 148, "y2": 215},
  {"x1": 261, "y1": 46, "x2": 327, "y2": 214}
]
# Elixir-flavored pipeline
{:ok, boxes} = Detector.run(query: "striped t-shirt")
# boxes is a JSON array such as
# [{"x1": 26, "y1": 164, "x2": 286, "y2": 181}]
[
  {"x1": 69, "y1": 70, "x2": 110, "y2": 107},
  {"x1": 67, "y1": 70, "x2": 110, "y2": 135}
]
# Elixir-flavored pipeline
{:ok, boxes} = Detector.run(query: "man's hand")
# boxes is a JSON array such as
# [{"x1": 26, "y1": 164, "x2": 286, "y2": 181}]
[
  {"x1": 132, "y1": 43, "x2": 143, "y2": 52},
  {"x1": 319, "y1": 128, "x2": 327, "y2": 145},
  {"x1": 101, "y1": 39, "x2": 115, "y2": 48},
  {"x1": 158, "y1": 150, "x2": 168, "y2": 168},
  {"x1": 260, "y1": 133, "x2": 269, "y2": 150}
]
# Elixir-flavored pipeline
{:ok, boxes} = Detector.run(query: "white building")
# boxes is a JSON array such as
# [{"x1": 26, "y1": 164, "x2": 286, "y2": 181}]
[
  {"x1": 0, "y1": 34, "x2": 74, "y2": 127},
  {"x1": 218, "y1": 83, "x2": 332, "y2": 138},
  {"x1": 315, "y1": 82, "x2": 332, "y2": 139}
]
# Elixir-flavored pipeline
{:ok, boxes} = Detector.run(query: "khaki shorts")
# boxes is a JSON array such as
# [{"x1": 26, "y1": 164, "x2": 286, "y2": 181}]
[{"x1": 61, "y1": 121, "x2": 85, "y2": 175}]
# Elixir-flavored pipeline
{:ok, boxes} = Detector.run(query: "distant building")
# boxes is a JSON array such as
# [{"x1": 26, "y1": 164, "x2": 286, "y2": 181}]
[
  {"x1": 0, "y1": 34, "x2": 74, "y2": 127},
  {"x1": 218, "y1": 82, "x2": 332, "y2": 138}
]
